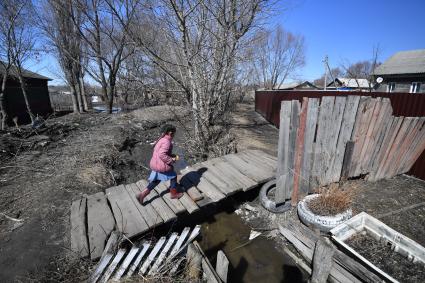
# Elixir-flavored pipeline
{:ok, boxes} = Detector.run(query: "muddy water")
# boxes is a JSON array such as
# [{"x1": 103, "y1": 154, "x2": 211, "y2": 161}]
[{"x1": 198, "y1": 210, "x2": 306, "y2": 283}]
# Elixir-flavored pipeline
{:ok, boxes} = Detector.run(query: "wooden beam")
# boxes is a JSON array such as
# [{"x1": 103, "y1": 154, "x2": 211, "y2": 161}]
[
  {"x1": 299, "y1": 98, "x2": 319, "y2": 194},
  {"x1": 276, "y1": 101, "x2": 292, "y2": 203},
  {"x1": 311, "y1": 238, "x2": 335, "y2": 283},
  {"x1": 291, "y1": 97, "x2": 308, "y2": 205},
  {"x1": 70, "y1": 197, "x2": 89, "y2": 258},
  {"x1": 216, "y1": 250, "x2": 229, "y2": 283},
  {"x1": 106, "y1": 185, "x2": 149, "y2": 237},
  {"x1": 87, "y1": 192, "x2": 116, "y2": 260}
]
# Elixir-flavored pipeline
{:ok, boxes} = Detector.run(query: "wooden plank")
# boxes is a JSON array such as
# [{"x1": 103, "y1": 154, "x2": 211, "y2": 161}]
[
  {"x1": 98, "y1": 248, "x2": 126, "y2": 283},
  {"x1": 187, "y1": 243, "x2": 202, "y2": 280},
  {"x1": 347, "y1": 97, "x2": 371, "y2": 177},
  {"x1": 149, "y1": 232, "x2": 178, "y2": 275},
  {"x1": 349, "y1": 97, "x2": 376, "y2": 177},
  {"x1": 285, "y1": 100, "x2": 300, "y2": 199},
  {"x1": 193, "y1": 241, "x2": 222, "y2": 283},
  {"x1": 125, "y1": 183, "x2": 163, "y2": 228},
  {"x1": 139, "y1": 236, "x2": 167, "y2": 275},
  {"x1": 87, "y1": 192, "x2": 116, "y2": 260},
  {"x1": 112, "y1": 246, "x2": 139, "y2": 280},
  {"x1": 125, "y1": 242, "x2": 151, "y2": 278},
  {"x1": 291, "y1": 98, "x2": 308, "y2": 205},
  {"x1": 89, "y1": 231, "x2": 120, "y2": 283},
  {"x1": 361, "y1": 99, "x2": 391, "y2": 174},
  {"x1": 340, "y1": 141, "x2": 355, "y2": 179},
  {"x1": 391, "y1": 118, "x2": 422, "y2": 176},
  {"x1": 370, "y1": 117, "x2": 404, "y2": 181},
  {"x1": 106, "y1": 185, "x2": 149, "y2": 237},
  {"x1": 154, "y1": 182, "x2": 187, "y2": 214},
  {"x1": 354, "y1": 98, "x2": 380, "y2": 176},
  {"x1": 243, "y1": 150, "x2": 277, "y2": 170},
  {"x1": 276, "y1": 100, "x2": 292, "y2": 203},
  {"x1": 193, "y1": 162, "x2": 237, "y2": 196},
  {"x1": 329, "y1": 96, "x2": 360, "y2": 183},
  {"x1": 224, "y1": 154, "x2": 272, "y2": 183},
  {"x1": 170, "y1": 227, "x2": 191, "y2": 257},
  {"x1": 179, "y1": 193, "x2": 200, "y2": 214},
  {"x1": 380, "y1": 117, "x2": 413, "y2": 179},
  {"x1": 400, "y1": 119, "x2": 425, "y2": 173},
  {"x1": 70, "y1": 197, "x2": 89, "y2": 258},
  {"x1": 181, "y1": 167, "x2": 226, "y2": 202},
  {"x1": 248, "y1": 149, "x2": 278, "y2": 162},
  {"x1": 311, "y1": 96, "x2": 334, "y2": 187},
  {"x1": 159, "y1": 225, "x2": 202, "y2": 271},
  {"x1": 238, "y1": 151, "x2": 276, "y2": 173},
  {"x1": 210, "y1": 156, "x2": 257, "y2": 191},
  {"x1": 136, "y1": 180, "x2": 176, "y2": 223},
  {"x1": 299, "y1": 98, "x2": 319, "y2": 194},
  {"x1": 216, "y1": 250, "x2": 229, "y2": 283},
  {"x1": 323, "y1": 96, "x2": 346, "y2": 185},
  {"x1": 311, "y1": 238, "x2": 335, "y2": 283},
  {"x1": 397, "y1": 118, "x2": 424, "y2": 173},
  {"x1": 388, "y1": 118, "x2": 420, "y2": 177},
  {"x1": 367, "y1": 102, "x2": 394, "y2": 174},
  {"x1": 179, "y1": 174, "x2": 203, "y2": 201}
]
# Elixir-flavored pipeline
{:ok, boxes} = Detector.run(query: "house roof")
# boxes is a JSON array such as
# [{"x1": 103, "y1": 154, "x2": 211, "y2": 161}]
[
  {"x1": 0, "y1": 61, "x2": 51, "y2": 80},
  {"x1": 276, "y1": 81, "x2": 318, "y2": 90},
  {"x1": 328, "y1": 78, "x2": 370, "y2": 88},
  {"x1": 374, "y1": 49, "x2": 425, "y2": 75}
]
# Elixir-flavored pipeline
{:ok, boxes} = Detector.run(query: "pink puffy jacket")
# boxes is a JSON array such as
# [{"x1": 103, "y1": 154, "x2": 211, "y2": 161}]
[{"x1": 149, "y1": 135, "x2": 174, "y2": 172}]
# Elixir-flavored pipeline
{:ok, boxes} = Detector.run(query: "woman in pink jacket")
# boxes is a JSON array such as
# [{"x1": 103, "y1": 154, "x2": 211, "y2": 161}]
[{"x1": 137, "y1": 124, "x2": 183, "y2": 204}]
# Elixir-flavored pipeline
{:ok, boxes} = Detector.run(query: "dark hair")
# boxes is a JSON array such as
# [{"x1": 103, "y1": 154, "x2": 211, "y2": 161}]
[{"x1": 161, "y1": 124, "x2": 176, "y2": 134}]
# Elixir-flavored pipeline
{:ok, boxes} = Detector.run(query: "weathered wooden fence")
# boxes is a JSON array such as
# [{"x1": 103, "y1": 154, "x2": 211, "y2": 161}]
[
  {"x1": 256, "y1": 90, "x2": 425, "y2": 182},
  {"x1": 275, "y1": 96, "x2": 425, "y2": 204}
]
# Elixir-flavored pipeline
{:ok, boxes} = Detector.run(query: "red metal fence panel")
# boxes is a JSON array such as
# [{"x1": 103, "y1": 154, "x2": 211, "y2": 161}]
[{"x1": 255, "y1": 90, "x2": 425, "y2": 181}]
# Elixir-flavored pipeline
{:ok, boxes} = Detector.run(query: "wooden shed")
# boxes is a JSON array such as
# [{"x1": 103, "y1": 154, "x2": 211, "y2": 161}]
[{"x1": 1, "y1": 63, "x2": 52, "y2": 125}]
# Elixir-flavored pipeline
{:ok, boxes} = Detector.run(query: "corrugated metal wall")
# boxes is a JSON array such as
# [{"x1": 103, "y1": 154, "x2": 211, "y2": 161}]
[{"x1": 255, "y1": 90, "x2": 425, "y2": 181}]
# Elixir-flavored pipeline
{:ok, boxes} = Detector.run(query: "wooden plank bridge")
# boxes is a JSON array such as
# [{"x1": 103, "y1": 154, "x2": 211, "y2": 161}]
[{"x1": 71, "y1": 149, "x2": 277, "y2": 260}]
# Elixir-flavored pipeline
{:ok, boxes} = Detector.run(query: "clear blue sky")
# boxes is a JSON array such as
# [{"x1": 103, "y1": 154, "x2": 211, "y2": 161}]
[
  {"x1": 30, "y1": 0, "x2": 425, "y2": 85},
  {"x1": 273, "y1": 0, "x2": 425, "y2": 81}
]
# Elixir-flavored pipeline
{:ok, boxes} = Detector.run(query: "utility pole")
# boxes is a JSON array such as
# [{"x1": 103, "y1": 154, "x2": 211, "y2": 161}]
[{"x1": 323, "y1": 55, "x2": 328, "y2": 90}]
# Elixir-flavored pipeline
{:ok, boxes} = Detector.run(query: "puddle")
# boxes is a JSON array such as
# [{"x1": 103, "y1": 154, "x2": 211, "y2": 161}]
[{"x1": 198, "y1": 210, "x2": 306, "y2": 283}]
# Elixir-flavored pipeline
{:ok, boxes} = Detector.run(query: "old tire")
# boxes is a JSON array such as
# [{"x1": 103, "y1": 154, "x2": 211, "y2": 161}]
[
  {"x1": 297, "y1": 194, "x2": 352, "y2": 232},
  {"x1": 259, "y1": 179, "x2": 292, "y2": 214}
]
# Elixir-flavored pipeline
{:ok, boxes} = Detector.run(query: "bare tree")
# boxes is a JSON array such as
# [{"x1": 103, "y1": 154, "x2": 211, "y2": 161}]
[
  {"x1": 0, "y1": 0, "x2": 37, "y2": 124},
  {"x1": 70, "y1": 0, "x2": 136, "y2": 114},
  {"x1": 0, "y1": 12, "x2": 15, "y2": 129},
  {"x1": 251, "y1": 25, "x2": 305, "y2": 89},
  {"x1": 40, "y1": 0, "x2": 89, "y2": 113},
  {"x1": 111, "y1": 0, "x2": 269, "y2": 154},
  {"x1": 342, "y1": 47, "x2": 381, "y2": 91}
]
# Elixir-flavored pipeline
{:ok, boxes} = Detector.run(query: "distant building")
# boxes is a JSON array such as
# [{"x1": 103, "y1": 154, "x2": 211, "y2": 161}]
[
  {"x1": 373, "y1": 49, "x2": 425, "y2": 93},
  {"x1": 276, "y1": 81, "x2": 319, "y2": 90},
  {"x1": 326, "y1": 78, "x2": 371, "y2": 91},
  {"x1": 0, "y1": 62, "x2": 52, "y2": 125}
]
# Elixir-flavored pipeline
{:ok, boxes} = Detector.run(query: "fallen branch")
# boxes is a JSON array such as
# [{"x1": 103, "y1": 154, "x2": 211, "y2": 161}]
[{"x1": 0, "y1": 212, "x2": 24, "y2": 222}]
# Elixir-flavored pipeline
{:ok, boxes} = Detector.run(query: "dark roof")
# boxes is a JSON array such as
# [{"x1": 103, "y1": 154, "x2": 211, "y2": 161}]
[
  {"x1": 276, "y1": 81, "x2": 319, "y2": 90},
  {"x1": 0, "y1": 61, "x2": 52, "y2": 80},
  {"x1": 374, "y1": 49, "x2": 425, "y2": 76}
]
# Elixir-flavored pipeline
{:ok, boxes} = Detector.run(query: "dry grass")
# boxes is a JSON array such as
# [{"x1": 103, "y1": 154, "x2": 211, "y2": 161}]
[{"x1": 308, "y1": 183, "x2": 356, "y2": 216}]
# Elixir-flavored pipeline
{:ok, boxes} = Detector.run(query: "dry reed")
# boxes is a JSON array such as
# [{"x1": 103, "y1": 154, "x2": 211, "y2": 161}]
[{"x1": 308, "y1": 184, "x2": 356, "y2": 216}]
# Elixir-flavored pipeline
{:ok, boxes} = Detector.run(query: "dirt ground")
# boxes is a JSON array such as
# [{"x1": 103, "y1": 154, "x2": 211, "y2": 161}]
[
  {"x1": 0, "y1": 105, "x2": 192, "y2": 282},
  {"x1": 1, "y1": 99, "x2": 424, "y2": 282}
]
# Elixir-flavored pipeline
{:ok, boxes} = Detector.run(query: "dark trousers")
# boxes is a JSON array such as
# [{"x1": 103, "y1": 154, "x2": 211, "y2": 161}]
[{"x1": 146, "y1": 177, "x2": 177, "y2": 191}]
